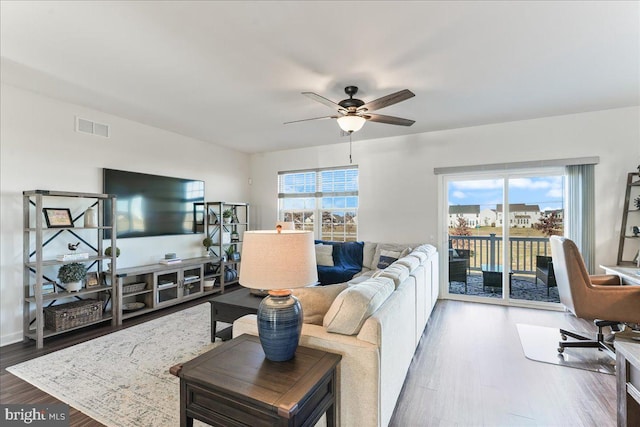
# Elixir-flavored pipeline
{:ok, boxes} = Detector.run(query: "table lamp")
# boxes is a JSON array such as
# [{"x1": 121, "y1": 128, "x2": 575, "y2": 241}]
[
  {"x1": 275, "y1": 221, "x2": 296, "y2": 230},
  {"x1": 239, "y1": 229, "x2": 317, "y2": 361}
]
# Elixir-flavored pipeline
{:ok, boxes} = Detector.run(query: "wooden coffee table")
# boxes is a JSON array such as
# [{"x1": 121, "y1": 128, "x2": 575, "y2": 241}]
[
  {"x1": 209, "y1": 288, "x2": 262, "y2": 341},
  {"x1": 177, "y1": 334, "x2": 341, "y2": 427}
]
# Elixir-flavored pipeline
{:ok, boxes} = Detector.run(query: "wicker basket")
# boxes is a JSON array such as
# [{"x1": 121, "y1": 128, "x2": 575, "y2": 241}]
[
  {"x1": 44, "y1": 299, "x2": 103, "y2": 332},
  {"x1": 122, "y1": 282, "x2": 147, "y2": 294}
]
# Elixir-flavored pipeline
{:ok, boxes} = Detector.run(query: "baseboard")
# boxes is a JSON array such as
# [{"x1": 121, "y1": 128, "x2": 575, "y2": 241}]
[{"x1": 1, "y1": 331, "x2": 23, "y2": 347}]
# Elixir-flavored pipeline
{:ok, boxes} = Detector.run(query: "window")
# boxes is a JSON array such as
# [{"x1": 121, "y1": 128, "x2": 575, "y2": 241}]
[{"x1": 278, "y1": 167, "x2": 358, "y2": 241}]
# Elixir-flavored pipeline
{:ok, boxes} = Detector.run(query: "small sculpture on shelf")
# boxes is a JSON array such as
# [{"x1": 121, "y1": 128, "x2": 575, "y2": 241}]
[
  {"x1": 68, "y1": 242, "x2": 81, "y2": 251},
  {"x1": 633, "y1": 226, "x2": 639, "y2": 237}
]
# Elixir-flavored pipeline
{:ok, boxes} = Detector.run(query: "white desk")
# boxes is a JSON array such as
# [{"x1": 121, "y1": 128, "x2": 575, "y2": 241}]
[{"x1": 600, "y1": 265, "x2": 640, "y2": 286}]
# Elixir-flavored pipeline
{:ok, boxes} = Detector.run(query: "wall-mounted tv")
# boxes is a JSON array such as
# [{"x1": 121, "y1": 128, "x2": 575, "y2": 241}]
[{"x1": 103, "y1": 168, "x2": 205, "y2": 239}]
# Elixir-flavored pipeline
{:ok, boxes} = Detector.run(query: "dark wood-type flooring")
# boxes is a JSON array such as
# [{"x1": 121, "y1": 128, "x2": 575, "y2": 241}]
[{"x1": 1, "y1": 298, "x2": 615, "y2": 426}]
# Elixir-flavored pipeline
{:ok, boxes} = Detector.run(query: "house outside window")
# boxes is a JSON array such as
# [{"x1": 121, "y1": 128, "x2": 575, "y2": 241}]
[{"x1": 278, "y1": 167, "x2": 358, "y2": 242}]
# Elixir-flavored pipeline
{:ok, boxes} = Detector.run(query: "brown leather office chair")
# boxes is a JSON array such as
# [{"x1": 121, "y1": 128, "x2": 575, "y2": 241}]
[{"x1": 549, "y1": 236, "x2": 640, "y2": 356}]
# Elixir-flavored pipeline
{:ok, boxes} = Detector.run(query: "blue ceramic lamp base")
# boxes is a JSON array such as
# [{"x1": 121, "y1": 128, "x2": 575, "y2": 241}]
[{"x1": 257, "y1": 291, "x2": 303, "y2": 362}]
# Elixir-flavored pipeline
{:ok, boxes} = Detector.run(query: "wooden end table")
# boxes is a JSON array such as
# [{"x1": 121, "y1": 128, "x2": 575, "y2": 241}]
[
  {"x1": 209, "y1": 288, "x2": 261, "y2": 341},
  {"x1": 177, "y1": 334, "x2": 341, "y2": 427}
]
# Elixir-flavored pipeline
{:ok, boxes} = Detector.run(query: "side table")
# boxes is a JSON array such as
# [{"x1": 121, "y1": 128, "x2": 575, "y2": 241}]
[
  {"x1": 177, "y1": 334, "x2": 341, "y2": 427},
  {"x1": 208, "y1": 288, "x2": 261, "y2": 341}
]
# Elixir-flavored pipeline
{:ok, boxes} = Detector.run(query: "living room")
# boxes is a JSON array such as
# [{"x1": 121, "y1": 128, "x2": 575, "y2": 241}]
[{"x1": 1, "y1": 1, "x2": 639, "y2": 426}]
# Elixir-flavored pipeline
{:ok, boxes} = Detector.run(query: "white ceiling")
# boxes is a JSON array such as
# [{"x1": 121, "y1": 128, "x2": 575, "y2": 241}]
[{"x1": 1, "y1": 1, "x2": 638, "y2": 154}]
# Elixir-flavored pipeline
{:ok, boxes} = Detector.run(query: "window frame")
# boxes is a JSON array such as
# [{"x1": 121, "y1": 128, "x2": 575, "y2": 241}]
[{"x1": 278, "y1": 166, "x2": 359, "y2": 242}]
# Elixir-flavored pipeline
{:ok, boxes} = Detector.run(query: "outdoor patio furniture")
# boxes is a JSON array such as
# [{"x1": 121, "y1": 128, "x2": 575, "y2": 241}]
[
  {"x1": 536, "y1": 255, "x2": 557, "y2": 295},
  {"x1": 449, "y1": 249, "x2": 470, "y2": 292},
  {"x1": 481, "y1": 264, "x2": 513, "y2": 294}
]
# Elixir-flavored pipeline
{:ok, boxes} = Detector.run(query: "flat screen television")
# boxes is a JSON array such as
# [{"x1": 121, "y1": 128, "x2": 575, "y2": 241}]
[{"x1": 103, "y1": 168, "x2": 205, "y2": 239}]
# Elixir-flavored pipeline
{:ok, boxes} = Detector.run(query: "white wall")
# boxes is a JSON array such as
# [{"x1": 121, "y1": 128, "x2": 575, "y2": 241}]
[
  {"x1": 250, "y1": 106, "x2": 639, "y2": 265},
  {"x1": 0, "y1": 84, "x2": 251, "y2": 345}
]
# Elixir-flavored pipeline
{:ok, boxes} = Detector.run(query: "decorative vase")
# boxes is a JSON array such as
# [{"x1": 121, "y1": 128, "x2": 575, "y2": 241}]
[
  {"x1": 65, "y1": 280, "x2": 83, "y2": 292},
  {"x1": 224, "y1": 267, "x2": 237, "y2": 282},
  {"x1": 83, "y1": 207, "x2": 97, "y2": 227},
  {"x1": 257, "y1": 294, "x2": 303, "y2": 361}
]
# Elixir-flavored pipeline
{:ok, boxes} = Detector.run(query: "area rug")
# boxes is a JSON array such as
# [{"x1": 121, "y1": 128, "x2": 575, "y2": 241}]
[
  {"x1": 7, "y1": 303, "x2": 230, "y2": 426},
  {"x1": 516, "y1": 323, "x2": 615, "y2": 375},
  {"x1": 450, "y1": 274, "x2": 561, "y2": 303}
]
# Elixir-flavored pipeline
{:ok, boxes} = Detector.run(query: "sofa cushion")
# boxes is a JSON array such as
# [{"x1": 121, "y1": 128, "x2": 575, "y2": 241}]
[
  {"x1": 315, "y1": 244, "x2": 334, "y2": 267},
  {"x1": 379, "y1": 263, "x2": 411, "y2": 288},
  {"x1": 395, "y1": 255, "x2": 421, "y2": 272},
  {"x1": 413, "y1": 244, "x2": 437, "y2": 258},
  {"x1": 292, "y1": 283, "x2": 348, "y2": 325},
  {"x1": 323, "y1": 278, "x2": 394, "y2": 335},
  {"x1": 408, "y1": 251, "x2": 428, "y2": 263},
  {"x1": 362, "y1": 242, "x2": 378, "y2": 272}
]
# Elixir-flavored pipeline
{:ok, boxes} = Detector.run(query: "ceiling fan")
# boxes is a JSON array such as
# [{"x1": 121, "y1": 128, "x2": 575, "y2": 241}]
[{"x1": 285, "y1": 86, "x2": 415, "y2": 133}]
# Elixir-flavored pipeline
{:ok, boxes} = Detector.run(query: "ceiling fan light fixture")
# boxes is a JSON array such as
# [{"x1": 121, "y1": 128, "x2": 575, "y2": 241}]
[{"x1": 337, "y1": 115, "x2": 366, "y2": 133}]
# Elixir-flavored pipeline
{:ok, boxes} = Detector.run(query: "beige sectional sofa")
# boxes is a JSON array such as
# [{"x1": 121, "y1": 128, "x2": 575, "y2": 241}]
[{"x1": 233, "y1": 242, "x2": 439, "y2": 427}]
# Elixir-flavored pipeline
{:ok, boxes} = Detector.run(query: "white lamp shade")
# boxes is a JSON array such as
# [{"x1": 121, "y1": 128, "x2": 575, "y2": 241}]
[
  {"x1": 276, "y1": 221, "x2": 295, "y2": 230},
  {"x1": 239, "y1": 230, "x2": 317, "y2": 290},
  {"x1": 337, "y1": 115, "x2": 366, "y2": 133}
]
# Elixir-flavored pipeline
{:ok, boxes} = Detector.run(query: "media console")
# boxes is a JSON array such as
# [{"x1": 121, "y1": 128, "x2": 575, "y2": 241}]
[{"x1": 114, "y1": 256, "x2": 225, "y2": 324}]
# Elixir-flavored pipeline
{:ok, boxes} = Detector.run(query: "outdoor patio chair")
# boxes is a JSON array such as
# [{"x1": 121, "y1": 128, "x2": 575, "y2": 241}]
[
  {"x1": 449, "y1": 249, "x2": 470, "y2": 292},
  {"x1": 549, "y1": 236, "x2": 640, "y2": 356},
  {"x1": 535, "y1": 255, "x2": 557, "y2": 295}
]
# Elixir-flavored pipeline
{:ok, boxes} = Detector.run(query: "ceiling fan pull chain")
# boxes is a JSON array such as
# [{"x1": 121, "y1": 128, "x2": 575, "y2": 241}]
[{"x1": 349, "y1": 133, "x2": 353, "y2": 164}]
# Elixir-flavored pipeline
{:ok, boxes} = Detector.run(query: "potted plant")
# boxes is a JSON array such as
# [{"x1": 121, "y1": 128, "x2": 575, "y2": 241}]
[
  {"x1": 105, "y1": 246, "x2": 120, "y2": 270},
  {"x1": 58, "y1": 262, "x2": 88, "y2": 292},
  {"x1": 223, "y1": 209, "x2": 233, "y2": 223},
  {"x1": 202, "y1": 237, "x2": 214, "y2": 256}
]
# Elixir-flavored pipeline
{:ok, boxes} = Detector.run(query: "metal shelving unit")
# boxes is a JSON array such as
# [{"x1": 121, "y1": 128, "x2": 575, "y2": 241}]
[
  {"x1": 617, "y1": 172, "x2": 640, "y2": 266},
  {"x1": 204, "y1": 201, "x2": 249, "y2": 292},
  {"x1": 23, "y1": 190, "x2": 117, "y2": 348}
]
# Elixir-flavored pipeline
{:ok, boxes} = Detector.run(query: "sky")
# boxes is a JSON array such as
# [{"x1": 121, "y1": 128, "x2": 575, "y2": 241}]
[{"x1": 448, "y1": 176, "x2": 565, "y2": 211}]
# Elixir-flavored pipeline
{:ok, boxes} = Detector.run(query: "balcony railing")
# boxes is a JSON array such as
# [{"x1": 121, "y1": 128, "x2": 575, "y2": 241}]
[{"x1": 449, "y1": 233, "x2": 552, "y2": 275}]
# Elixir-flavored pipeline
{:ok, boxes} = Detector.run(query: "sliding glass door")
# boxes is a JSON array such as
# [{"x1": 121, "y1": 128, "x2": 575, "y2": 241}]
[{"x1": 445, "y1": 170, "x2": 564, "y2": 306}]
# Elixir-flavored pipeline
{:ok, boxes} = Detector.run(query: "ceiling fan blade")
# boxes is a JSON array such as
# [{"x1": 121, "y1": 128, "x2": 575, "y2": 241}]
[
  {"x1": 359, "y1": 89, "x2": 415, "y2": 112},
  {"x1": 302, "y1": 92, "x2": 344, "y2": 112},
  {"x1": 365, "y1": 114, "x2": 415, "y2": 126},
  {"x1": 284, "y1": 115, "x2": 339, "y2": 125}
]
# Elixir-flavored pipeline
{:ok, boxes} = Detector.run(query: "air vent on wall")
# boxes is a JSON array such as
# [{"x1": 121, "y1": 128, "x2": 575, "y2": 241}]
[{"x1": 75, "y1": 116, "x2": 110, "y2": 138}]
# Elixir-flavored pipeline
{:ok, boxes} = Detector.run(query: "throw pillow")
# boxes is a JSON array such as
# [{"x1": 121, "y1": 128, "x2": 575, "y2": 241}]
[
  {"x1": 371, "y1": 244, "x2": 411, "y2": 270},
  {"x1": 315, "y1": 244, "x2": 334, "y2": 267},
  {"x1": 323, "y1": 279, "x2": 394, "y2": 335},
  {"x1": 292, "y1": 284, "x2": 348, "y2": 325},
  {"x1": 377, "y1": 249, "x2": 402, "y2": 269}
]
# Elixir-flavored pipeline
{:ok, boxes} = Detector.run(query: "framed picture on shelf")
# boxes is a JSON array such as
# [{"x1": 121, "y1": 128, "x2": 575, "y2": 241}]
[
  {"x1": 85, "y1": 272, "x2": 99, "y2": 288},
  {"x1": 39, "y1": 281, "x2": 57, "y2": 295},
  {"x1": 231, "y1": 252, "x2": 241, "y2": 262},
  {"x1": 43, "y1": 208, "x2": 74, "y2": 228}
]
